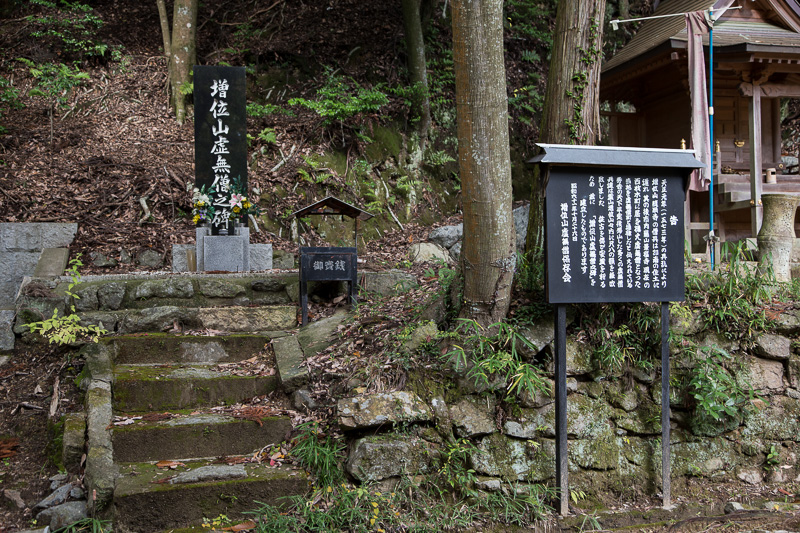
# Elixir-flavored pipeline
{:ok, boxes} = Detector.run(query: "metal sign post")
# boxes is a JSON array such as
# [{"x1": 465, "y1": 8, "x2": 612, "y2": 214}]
[{"x1": 534, "y1": 144, "x2": 700, "y2": 513}]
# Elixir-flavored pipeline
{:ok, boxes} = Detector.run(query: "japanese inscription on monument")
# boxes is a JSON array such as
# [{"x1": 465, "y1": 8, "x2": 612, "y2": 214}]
[
  {"x1": 194, "y1": 65, "x2": 247, "y2": 232},
  {"x1": 546, "y1": 167, "x2": 685, "y2": 304}
]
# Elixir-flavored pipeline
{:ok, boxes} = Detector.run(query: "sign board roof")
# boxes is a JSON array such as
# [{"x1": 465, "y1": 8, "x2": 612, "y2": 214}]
[
  {"x1": 530, "y1": 144, "x2": 705, "y2": 170},
  {"x1": 291, "y1": 196, "x2": 374, "y2": 221}
]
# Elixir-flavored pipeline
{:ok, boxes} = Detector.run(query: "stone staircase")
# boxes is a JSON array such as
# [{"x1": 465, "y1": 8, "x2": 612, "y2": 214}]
[
  {"x1": 14, "y1": 270, "x2": 406, "y2": 532},
  {"x1": 102, "y1": 332, "x2": 305, "y2": 532}
]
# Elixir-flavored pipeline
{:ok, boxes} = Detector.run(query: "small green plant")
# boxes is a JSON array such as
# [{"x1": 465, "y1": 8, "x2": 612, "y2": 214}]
[
  {"x1": 290, "y1": 421, "x2": 345, "y2": 488},
  {"x1": 255, "y1": 127, "x2": 277, "y2": 145},
  {"x1": 687, "y1": 345, "x2": 760, "y2": 434},
  {"x1": 201, "y1": 514, "x2": 232, "y2": 530},
  {"x1": 686, "y1": 242, "x2": 775, "y2": 339},
  {"x1": 178, "y1": 80, "x2": 193, "y2": 96},
  {"x1": 17, "y1": 59, "x2": 89, "y2": 131},
  {"x1": 578, "y1": 512, "x2": 602, "y2": 532},
  {"x1": 437, "y1": 438, "x2": 478, "y2": 497},
  {"x1": 424, "y1": 148, "x2": 455, "y2": 166},
  {"x1": 19, "y1": 59, "x2": 89, "y2": 108},
  {"x1": 246, "y1": 101, "x2": 294, "y2": 118},
  {"x1": 60, "y1": 517, "x2": 112, "y2": 533},
  {"x1": 26, "y1": 0, "x2": 121, "y2": 61},
  {"x1": 687, "y1": 463, "x2": 703, "y2": 477},
  {"x1": 583, "y1": 303, "x2": 660, "y2": 372},
  {"x1": 0, "y1": 75, "x2": 24, "y2": 135},
  {"x1": 483, "y1": 484, "x2": 553, "y2": 525},
  {"x1": 766, "y1": 444, "x2": 780, "y2": 470},
  {"x1": 444, "y1": 318, "x2": 549, "y2": 399},
  {"x1": 288, "y1": 68, "x2": 389, "y2": 135},
  {"x1": 26, "y1": 254, "x2": 106, "y2": 345}
]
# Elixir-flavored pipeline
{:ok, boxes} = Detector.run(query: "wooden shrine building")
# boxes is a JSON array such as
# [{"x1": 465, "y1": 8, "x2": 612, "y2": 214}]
[{"x1": 601, "y1": 0, "x2": 800, "y2": 252}]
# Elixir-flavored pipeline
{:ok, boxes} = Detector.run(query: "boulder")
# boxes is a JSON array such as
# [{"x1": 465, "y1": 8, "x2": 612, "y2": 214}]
[
  {"x1": 753, "y1": 333, "x2": 792, "y2": 361},
  {"x1": 470, "y1": 433, "x2": 554, "y2": 481},
  {"x1": 428, "y1": 225, "x2": 463, "y2": 249},
  {"x1": 133, "y1": 279, "x2": 194, "y2": 300},
  {"x1": 338, "y1": 391, "x2": 432, "y2": 430},
  {"x1": 346, "y1": 435, "x2": 436, "y2": 482},
  {"x1": 74, "y1": 285, "x2": 99, "y2": 312},
  {"x1": 513, "y1": 203, "x2": 530, "y2": 251},
  {"x1": 504, "y1": 394, "x2": 611, "y2": 439},
  {"x1": 450, "y1": 396, "x2": 496, "y2": 437},
  {"x1": 36, "y1": 501, "x2": 88, "y2": 531},
  {"x1": 747, "y1": 357, "x2": 785, "y2": 391},
  {"x1": 449, "y1": 241, "x2": 461, "y2": 260},
  {"x1": 408, "y1": 243, "x2": 452, "y2": 265},
  {"x1": 137, "y1": 249, "x2": 163, "y2": 268},
  {"x1": 90, "y1": 252, "x2": 117, "y2": 268},
  {"x1": 361, "y1": 271, "x2": 417, "y2": 296},
  {"x1": 569, "y1": 426, "x2": 618, "y2": 471},
  {"x1": 198, "y1": 279, "x2": 245, "y2": 299},
  {"x1": 400, "y1": 321, "x2": 438, "y2": 356},
  {"x1": 97, "y1": 282, "x2": 126, "y2": 310}
]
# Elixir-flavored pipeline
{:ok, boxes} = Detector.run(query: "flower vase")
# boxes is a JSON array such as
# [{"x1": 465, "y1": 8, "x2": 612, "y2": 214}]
[
  {"x1": 211, "y1": 221, "x2": 236, "y2": 236},
  {"x1": 757, "y1": 193, "x2": 799, "y2": 282}
]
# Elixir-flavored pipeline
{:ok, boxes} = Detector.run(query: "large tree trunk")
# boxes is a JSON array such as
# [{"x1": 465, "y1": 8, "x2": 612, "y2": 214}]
[
  {"x1": 400, "y1": 0, "x2": 431, "y2": 151},
  {"x1": 158, "y1": 0, "x2": 198, "y2": 125},
  {"x1": 525, "y1": 0, "x2": 607, "y2": 259},
  {"x1": 452, "y1": 0, "x2": 515, "y2": 326}
]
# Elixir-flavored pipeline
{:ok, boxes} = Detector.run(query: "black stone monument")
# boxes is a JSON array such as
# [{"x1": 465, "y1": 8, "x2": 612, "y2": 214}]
[{"x1": 194, "y1": 65, "x2": 247, "y2": 235}]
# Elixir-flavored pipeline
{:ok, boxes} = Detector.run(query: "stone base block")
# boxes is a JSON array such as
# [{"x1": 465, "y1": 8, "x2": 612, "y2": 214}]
[
  {"x1": 171, "y1": 244, "x2": 196, "y2": 273},
  {"x1": 172, "y1": 240, "x2": 272, "y2": 273},
  {"x1": 250, "y1": 244, "x2": 273, "y2": 270},
  {"x1": 204, "y1": 236, "x2": 247, "y2": 272}
]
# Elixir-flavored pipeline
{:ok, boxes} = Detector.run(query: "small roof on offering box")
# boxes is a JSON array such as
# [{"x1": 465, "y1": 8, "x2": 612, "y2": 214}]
[{"x1": 291, "y1": 196, "x2": 374, "y2": 221}]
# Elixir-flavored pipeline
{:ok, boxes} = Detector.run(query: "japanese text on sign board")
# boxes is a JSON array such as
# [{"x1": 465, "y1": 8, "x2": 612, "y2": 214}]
[
  {"x1": 546, "y1": 168, "x2": 684, "y2": 303},
  {"x1": 313, "y1": 260, "x2": 348, "y2": 272}
]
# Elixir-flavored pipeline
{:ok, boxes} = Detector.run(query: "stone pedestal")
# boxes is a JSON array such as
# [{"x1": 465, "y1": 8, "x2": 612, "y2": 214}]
[
  {"x1": 758, "y1": 193, "x2": 799, "y2": 282},
  {"x1": 172, "y1": 225, "x2": 273, "y2": 272}
]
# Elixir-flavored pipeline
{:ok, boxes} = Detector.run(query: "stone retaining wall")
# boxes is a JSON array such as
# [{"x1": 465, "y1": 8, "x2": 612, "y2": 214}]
[{"x1": 337, "y1": 309, "x2": 800, "y2": 503}]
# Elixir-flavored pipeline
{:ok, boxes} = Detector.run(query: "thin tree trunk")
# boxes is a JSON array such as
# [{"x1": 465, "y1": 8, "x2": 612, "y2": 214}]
[
  {"x1": 156, "y1": 0, "x2": 172, "y2": 99},
  {"x1": 452, "y1": 0, "x2": 515, "y2": 326},
  {"x1": 156, "y1": 0, "x2": 171, "y2": 58},
  {"x1": 168, "y1": 0, "x2": 197, "y2": 125},
  {"x1": 401, "y1": 0, "x2": 431, "y2": 151},
  {"x1": 525, "y1": 0, "x2": 607, "y2": 260}
]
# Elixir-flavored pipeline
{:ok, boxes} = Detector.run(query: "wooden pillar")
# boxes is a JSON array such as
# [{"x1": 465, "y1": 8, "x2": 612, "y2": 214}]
[
  {"x1": 749, "y1": 86, "x2": 763, "y2": 235},
  {"x1": 771, "y1": 98, "x2": 781, "y2": 169}
]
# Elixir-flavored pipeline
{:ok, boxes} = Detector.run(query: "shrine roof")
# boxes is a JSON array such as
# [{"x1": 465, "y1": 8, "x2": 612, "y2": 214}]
[{"x1": 602, "y1": 0, "x2": 800, "y2": 75}]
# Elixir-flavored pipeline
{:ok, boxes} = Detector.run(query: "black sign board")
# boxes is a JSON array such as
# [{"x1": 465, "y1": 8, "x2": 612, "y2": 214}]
[
  {"x1": 299, "y1": 247, "x2": 358, "y2": 326},
  {"x1": 533, "y1": 144, "x2": 702, "y2": 515},
  {"x1": 194, "y1": 65, "x2": 247, "y2": 232},
  {"x1": 545, "y1": 167, "x2": 685, "y2": 303}
]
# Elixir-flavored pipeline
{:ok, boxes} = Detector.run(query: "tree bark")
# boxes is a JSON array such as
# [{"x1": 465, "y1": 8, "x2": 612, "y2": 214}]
[
  {"x1": 166, "y1": 0, "x2": 198, "y2": 125},
  {"x1": 452, "y1": 0, "x2": 515, "y2": 326},
  {"x1": 400, "y1": 0, "x2": 431, "y2": 150},
  {"x1": 156, "y1": 0, "x2": 171, "y2": 62},
  {"x1": 525, "y1": 0, "x2": 607, "y2": 259}
]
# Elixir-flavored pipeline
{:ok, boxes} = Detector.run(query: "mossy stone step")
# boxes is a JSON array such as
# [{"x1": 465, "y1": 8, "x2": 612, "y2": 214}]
[
  {"x1": 113, "y1": 364, "x2": 279, "y2": 412},
  {"x1": 108, "y1": 334, "x2": 276, "y2": 365},
  {"x1": 76, "y1": 305, "x2": 297, "y2": 335},
  {"x1": 112, "y1": 413, "x2": 292, "y2": 462},
  {"x1": 113, "y1": 460, "x2": 307, "y2": 533}
]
